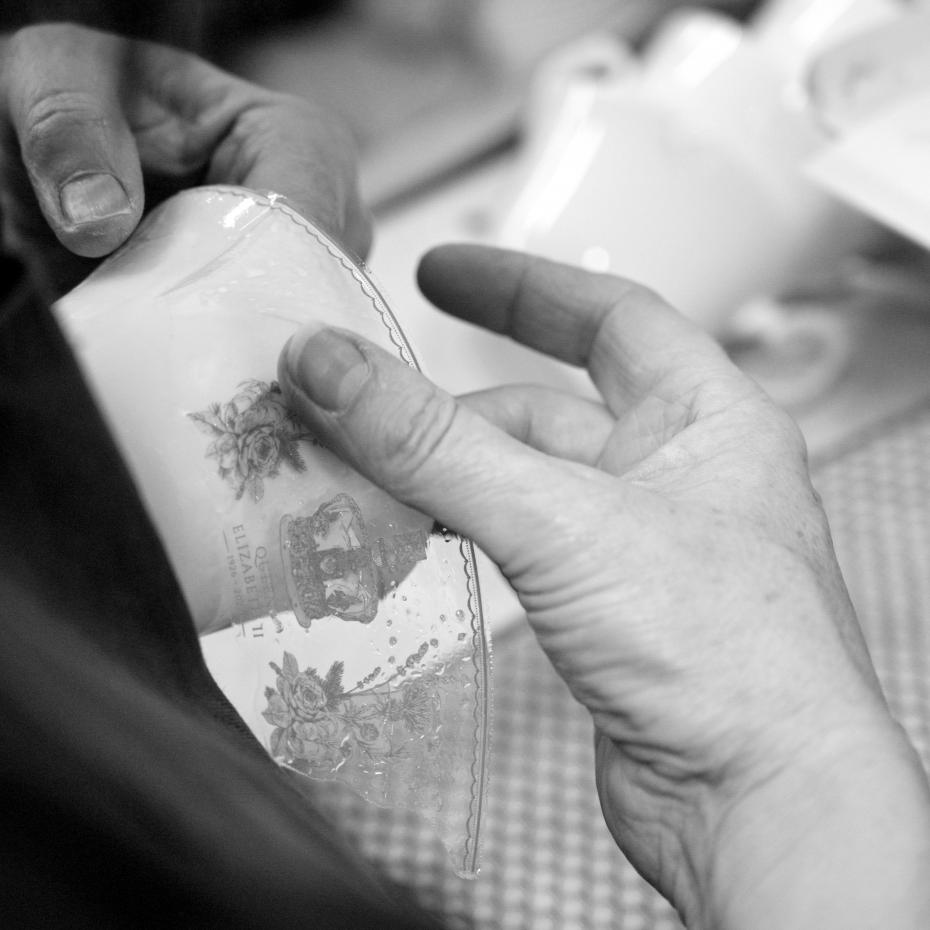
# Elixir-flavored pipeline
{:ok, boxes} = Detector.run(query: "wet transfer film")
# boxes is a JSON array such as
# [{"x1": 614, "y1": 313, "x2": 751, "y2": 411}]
[{"x1": 54, "y1": 187, "x2": 492, "y2": 877}]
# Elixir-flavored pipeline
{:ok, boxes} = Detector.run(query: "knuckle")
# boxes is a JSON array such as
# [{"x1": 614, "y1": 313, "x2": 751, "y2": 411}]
[
  {"x1": 767, "y1": 402, "x2": 809, "y2": 464},
  {"x1": 377, "y1": 390, "x2": 460, "y2": 491},
  {"x1": 228, "y1": 94, "x2": 360, "y2": 227},
  {"x1": 220, "y1": 103, "x2": 275, "y2": 167},
  {"x1": 20, "y1": 90, "x2": 106, "y2": 165}
]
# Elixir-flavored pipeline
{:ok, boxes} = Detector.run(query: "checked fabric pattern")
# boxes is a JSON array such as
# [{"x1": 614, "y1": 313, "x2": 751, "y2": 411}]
[{"x1": 300, "y1": 395, "x2": 930, "y2": 929}]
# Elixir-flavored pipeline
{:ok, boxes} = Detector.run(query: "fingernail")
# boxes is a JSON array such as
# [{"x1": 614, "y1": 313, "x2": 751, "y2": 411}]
[
  {"x1": 60, "y1": 173, "x2": 132, "y2": 226},
  {"x1": 285, "y1": 326, "x2": 371, "y2": 413}
]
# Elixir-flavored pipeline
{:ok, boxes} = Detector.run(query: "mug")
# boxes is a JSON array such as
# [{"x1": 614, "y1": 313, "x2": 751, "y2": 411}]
[
  {"x1": 495, "y1": 7, "x2": 884, "y2": 335},
  {"x1": 53, "y1": 186, "x2": 491, "y2": 876},
  {"x1": 751, "y1": 0, "x2": 903, "y2": 72}
]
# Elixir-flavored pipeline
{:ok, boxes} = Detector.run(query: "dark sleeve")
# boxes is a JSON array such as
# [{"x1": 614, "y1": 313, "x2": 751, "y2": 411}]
[
  {"x1": 0, "y1": 0, "x2": 349, "y2": 53},
  {"x1": 0, "y1": 0, "x2": 210, "y2": 47},
  {"x1": 0, "y1": 282, "x2": 441, "y2": 929}
]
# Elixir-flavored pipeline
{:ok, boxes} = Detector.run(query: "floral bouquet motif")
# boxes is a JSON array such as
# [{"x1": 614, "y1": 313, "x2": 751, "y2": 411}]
[
  {"x1": 262, "y1": 648, "x2": 440, "y2": 780},
  {"x1": 188, "y1": 380, "x2": 316, "y2": 501}
]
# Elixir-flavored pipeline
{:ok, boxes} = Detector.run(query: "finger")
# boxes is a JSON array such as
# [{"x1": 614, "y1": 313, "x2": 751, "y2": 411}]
[
  {"x1": 277, "y1": 325, "x2": 615, "y2": 580},
  {"x1": 200, "y1": 82, "x2": 373, "y2": 259},
  {"x1": 227, "y1": 98, "x2": 371, "y2": 260},
  {"x1": 219, "y1": 97, "x2": 371, "y2": 259},
  {"x1": 460, "y1": 385, "x2": 614, "y2": 466},
  {"x1": 2, "y1": 26, "x2": 143, "y2": 258},
  {"x1": 107, "y1": 40, "x2": 371, "y2": 258},
  {"x1": 417, "y1": 244, "x2": 745, "y2": 416}
]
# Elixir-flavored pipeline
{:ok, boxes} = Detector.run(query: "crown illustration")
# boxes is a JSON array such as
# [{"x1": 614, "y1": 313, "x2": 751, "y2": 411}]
[{"x1": 281, "y1": 493, "x2": 429, "y2": 628}]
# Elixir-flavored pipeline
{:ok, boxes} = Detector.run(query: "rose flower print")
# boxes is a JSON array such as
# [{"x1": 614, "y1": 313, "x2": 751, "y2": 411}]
[
  {"x1": 188, "y1": 380, "x2": 316, "y2": 501},
  {"x1": 262, "y1": 649, "x2": 441, "y2": 777}
]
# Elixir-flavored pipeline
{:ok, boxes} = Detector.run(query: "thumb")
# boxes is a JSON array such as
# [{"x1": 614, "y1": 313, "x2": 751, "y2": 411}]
[
  {"x1": 277, "y1": 324, "x2": 582, "y2": 579},
  {"x1": 4, "y1": 26, "x2": 143, "y2": 257}
]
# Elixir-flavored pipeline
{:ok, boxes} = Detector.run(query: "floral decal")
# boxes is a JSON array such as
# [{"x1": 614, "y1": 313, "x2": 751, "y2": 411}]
[
  {"x1": 262, "y1": 647, "x2": 439, "y2": 777},
  {"x1": 188, "y1": 380, "x2": 316, "y2": 501}
]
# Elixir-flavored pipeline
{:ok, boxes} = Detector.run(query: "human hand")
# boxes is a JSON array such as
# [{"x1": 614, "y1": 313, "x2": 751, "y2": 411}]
[
  {"x1": 277, "y1": 244, "x2": 930, "y2": 928},
  {"x1": 0, "y1": 23, "x2": 370, "y2": 301}
]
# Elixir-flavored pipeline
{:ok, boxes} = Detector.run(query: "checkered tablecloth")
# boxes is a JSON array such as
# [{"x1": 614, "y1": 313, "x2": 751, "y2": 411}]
[
  {"x1": 298, "y1": 395, "x2": 930, "y2": 930},
  {"x1": 811, "y1": 397, "x2": 930, "y2": 776}
]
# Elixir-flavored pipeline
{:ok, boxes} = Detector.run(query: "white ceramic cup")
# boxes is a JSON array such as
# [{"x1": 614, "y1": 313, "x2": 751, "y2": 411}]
[
  {"x1": 53, "y1": 187, "x2": 474, "y2": 640},
  {"x1": 495, "y1": 10, "x2": 882, "y2": 335},
  {"x1": 752, "y1": 0, "x2": 903, "y2": 72}
]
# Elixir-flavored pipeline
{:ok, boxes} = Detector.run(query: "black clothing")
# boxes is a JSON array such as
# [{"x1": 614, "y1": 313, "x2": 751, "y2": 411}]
[{"x1": 0, "y1": 282, "x2": 440, "y2": 927}]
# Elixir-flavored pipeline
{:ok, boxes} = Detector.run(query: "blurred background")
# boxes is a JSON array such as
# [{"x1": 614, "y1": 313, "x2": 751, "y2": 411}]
[
  {"x1": 23, "y1": 0, "x2": 913, "y2": 462},
  {"x1": 5, "y1": 3, "x2": 930, "y2": 928}
]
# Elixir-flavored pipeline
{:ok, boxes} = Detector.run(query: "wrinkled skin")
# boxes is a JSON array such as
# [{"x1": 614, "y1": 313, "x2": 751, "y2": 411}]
[
  {"x1": 0, "y1": 23, "x2": 370, "y2": 301},
  {"x1": 278, "y1": 243, "x2": 930, "y2": 930}
]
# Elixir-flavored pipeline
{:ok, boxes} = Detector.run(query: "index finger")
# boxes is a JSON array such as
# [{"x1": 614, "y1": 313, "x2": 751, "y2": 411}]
[
  {"x1": 207, "y1": 92, "x2": 372, "y2": 260},
  {"x1": 416, "y1": 244, "x2": 742, "y2": 415},
  {"x1": 118, "y1": 41, "x2": 372, "y2": 258}
]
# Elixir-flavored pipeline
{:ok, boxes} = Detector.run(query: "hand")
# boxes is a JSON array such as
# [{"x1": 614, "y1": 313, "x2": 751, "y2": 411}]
[
  {"x1": 0, "y1": 23, "x2": 370, "y2": 301},
  {"x1": 277, "y1": 244, "x2": 930, "y2": 928}
]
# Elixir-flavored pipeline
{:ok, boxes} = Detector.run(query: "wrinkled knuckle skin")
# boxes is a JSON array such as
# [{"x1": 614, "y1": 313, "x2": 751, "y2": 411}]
[
  {"x1": 769, "y1": 403, "x2": 810, "y2": 467},
  {"x1": 20, "y1": 90, "x2": 105, "y2": 171},
  {"x1": 379, "y1": 392, "x2": 459, "y2": 492}
]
